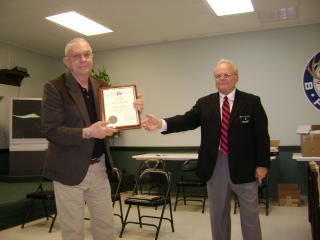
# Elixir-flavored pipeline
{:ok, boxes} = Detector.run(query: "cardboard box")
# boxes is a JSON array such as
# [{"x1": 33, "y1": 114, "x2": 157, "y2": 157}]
[
  {"x1": 270, "y1": 140, "x2": 280, "y2": 156},
  {"x1": 301, "y1": 134, "x2": 320, "y2": 157},
  {"x1": 278, "y1": 184, "x2": 301, "y2": 207},
  {"x1": 297, "y1": 125, "x2": 320, "y2": 157},
  {"x1": 270, "y1": 140, "x2": 280, "y2": 148}
]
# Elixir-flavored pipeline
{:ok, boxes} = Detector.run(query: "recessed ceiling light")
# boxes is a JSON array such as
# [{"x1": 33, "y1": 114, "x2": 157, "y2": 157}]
[
  {"x1": 206, "y1": 0, "x2": 254, "y2": 16},
  {"x1": 46, "y1": 11, "x2": 113, "y2": 36}
]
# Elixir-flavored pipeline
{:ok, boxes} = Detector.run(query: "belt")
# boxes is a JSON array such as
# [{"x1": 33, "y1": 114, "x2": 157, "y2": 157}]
[{"x1": 90, "y1": 158, "x2": 100, "y2": 164}]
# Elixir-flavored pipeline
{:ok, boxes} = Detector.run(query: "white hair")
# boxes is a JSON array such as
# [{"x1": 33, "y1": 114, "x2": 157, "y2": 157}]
[
  {"x1": 64, "y1": 38, "x2": 91, "y2": 56},
  {"x1": 214, "y1": 59, "x2": 239, "y2": 75}
]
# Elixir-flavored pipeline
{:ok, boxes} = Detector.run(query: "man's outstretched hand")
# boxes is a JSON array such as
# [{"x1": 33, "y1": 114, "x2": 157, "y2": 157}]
[{"x1": 141, "y1": 114, "x2": 162, "y2": 131}]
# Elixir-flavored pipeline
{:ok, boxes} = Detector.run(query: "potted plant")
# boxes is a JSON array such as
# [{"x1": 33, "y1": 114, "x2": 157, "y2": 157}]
[
  {"x1": 91, "y1": 66, "x2": 120, "y2": 139},
  {"x1": 91, "y1": 66, "x2": 111, "y2": 86}
]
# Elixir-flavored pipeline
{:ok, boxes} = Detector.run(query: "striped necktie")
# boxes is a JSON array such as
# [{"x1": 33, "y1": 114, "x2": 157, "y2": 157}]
[{"x1": 220, "y1": 96, "x2": 230, "y2": 155}]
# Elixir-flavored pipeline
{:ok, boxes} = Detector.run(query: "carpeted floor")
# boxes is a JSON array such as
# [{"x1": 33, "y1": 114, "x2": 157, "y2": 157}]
[{"x1": 0, "y1": 193, "x2": 313, "y2": 240}]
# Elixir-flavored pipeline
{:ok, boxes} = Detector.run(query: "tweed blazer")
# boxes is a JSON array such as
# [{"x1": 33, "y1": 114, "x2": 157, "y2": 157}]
[
  {"x1": 163, "y1": 89, "x2": 270, "y2": 184},
  {"x1": 41, "y1": 72, "x2": 113, "y2": 186}
]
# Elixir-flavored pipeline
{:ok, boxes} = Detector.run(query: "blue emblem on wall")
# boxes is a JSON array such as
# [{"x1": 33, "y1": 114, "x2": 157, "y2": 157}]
[{"x1": 303, "y1": 51, "x2": 320, "y2": 111}]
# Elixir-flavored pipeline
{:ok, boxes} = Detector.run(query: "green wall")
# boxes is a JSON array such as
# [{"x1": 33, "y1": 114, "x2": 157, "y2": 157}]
[
  {"x1": 0, "y1": 149, "x2": 9, "y2": 175},
  {"x1": 110, "y1": 146, "x2": 307, "y2": 199},
  {"x1": 0, "y1": 146, "x2": 308, "y2": 199}
]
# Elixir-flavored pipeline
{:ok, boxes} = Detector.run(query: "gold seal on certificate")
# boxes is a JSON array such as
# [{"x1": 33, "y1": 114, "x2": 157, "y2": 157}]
[
  {"x1": 99, "y1": 85, "x2": 141, "y2": 130},
  {"x1": 108, "y1": 115, "x2": 118, "y2": 124}
]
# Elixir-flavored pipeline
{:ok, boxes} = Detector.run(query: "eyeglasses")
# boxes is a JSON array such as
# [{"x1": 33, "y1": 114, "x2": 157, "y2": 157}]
[
  {"x1": 215, "y1": 73, "x2": 237, "y2": 79},
  {"x1": 67, "y1": 52, "x2": 93, "y2": 60}
]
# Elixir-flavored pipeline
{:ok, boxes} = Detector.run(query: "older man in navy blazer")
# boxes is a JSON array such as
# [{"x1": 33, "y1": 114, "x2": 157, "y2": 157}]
[{"x1": 142, "y1": 59, "x2": 270, "y2": 240}]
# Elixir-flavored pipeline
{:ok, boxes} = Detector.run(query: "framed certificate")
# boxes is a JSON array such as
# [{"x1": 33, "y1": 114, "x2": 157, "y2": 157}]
[{"x1": 99, "y1": 85, "x2": 141, "y2": 130}]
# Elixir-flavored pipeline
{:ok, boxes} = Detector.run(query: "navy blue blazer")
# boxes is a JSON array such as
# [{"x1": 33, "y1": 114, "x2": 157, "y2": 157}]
[{"x1": 163, "y1": 89, "x2": 270, "y2": 184}]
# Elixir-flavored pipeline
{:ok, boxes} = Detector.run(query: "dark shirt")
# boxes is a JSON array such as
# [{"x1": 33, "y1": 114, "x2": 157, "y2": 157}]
[{"x1": 79, "y1": 81, "x2": 105, "y2": 159}]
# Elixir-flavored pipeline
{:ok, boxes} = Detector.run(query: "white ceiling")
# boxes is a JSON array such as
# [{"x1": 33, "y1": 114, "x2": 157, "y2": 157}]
[{"x1": 0, "y1": 0, "x2": 319, "y2": 57}]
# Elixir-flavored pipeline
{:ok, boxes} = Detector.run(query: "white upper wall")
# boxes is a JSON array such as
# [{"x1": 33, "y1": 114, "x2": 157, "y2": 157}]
[
  {"x1": 93, "y1": 23, "x2": 320, "y2": 146},
  {"x1": 0, "y1": 43, "x2": 59, "y2": 148},
  {"x1": 0, "y1": 24, "x2": 319, "y2": 148}
]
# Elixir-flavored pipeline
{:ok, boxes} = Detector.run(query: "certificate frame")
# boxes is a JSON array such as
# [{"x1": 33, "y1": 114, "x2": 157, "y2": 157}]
[{"x1": 99, "y1": 85, "x2": 141, "y2": 130}]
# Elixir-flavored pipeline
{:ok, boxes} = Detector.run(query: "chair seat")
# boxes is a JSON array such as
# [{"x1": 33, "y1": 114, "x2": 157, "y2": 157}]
[
  {"x1": 26, "y1": 191, "x2": 55, "y2": 200},
  {"x1": 125, "y1": 195, "x2": 166, "y2": 207}
]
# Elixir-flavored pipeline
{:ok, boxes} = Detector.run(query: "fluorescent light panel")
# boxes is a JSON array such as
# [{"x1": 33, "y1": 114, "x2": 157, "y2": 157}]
[
  {"x1": 46, "y1": 11, "x2": 113, "y2": 36},
  {"x1": 206, "y1": 0, "x2": 254, "y2": 16}
]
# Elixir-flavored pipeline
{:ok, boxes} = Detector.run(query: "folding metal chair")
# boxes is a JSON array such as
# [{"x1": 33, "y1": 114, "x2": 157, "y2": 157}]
[
  {"x1": 21, "y1": 179, "x2": 57, "y2": 232},
  {"x1": 119, "y1": 169, "x2": 174, "y2": 240},
  {"x1": 108, "y1": 167, "x2": 124, "y2": 225},
  {"x1": 174, "y1": 160, "x2": 207, "y2": 213}
]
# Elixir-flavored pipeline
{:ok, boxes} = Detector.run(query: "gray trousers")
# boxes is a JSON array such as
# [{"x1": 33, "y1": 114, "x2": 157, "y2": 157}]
[
  {"x1": 207, "y1": 152, "x2": 261, "y2": 240},
  {"x1": 54, "y1": 155, "x2": 115, "y2": 240}
]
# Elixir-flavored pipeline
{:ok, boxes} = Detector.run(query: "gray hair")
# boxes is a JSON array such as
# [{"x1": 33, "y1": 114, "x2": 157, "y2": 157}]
[
  {"x1": 214, "y1": 59, "x2": 239, "y2": 75},
  {"x1": 64, "y1": 38, "x2": 91, "y2": 56}
]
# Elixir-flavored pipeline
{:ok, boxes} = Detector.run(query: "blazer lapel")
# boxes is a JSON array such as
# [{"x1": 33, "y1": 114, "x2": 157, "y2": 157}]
[
  {"x1": 90, "y1": 77, "x2": 102, "y2": 120},
  {"x1": 65, "y1": 72, "x2": 91, "y2": 126},
  {"x1": 229, "y1": 89, "x2": 243, "y2": 125},
  {"x1": 211, "y1": 93, "x2": 221, "y2": 127}
]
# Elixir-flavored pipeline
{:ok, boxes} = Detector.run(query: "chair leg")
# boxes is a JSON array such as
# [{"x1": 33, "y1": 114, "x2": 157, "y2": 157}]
[
  {"x1": 202, "y1": 195, "x2": 206, "y2": 214},
  {"x1": 112, "y1": 197, "x2": 116, "y2": 208},
  {"x1": 113, "y1": 195, "x2": 124, "y2": 226},
  {"x1": 48, "y1": 212, "x2": 57, "y2": 233},
  {"x1": 174, "y1": 185, "x2": 180, "y2": 211},
  {"x1": 21, "y1": 200, "x2": 35, "y2": 229},
  {"x1": 258, "y1": 184, "x2": 269, "y2": 216},
  {"x1": 137, "y1": 205, "x2": 142, "y2": 228},
  {"x1": 233, "y1": 195, "x2": 238, "y2": 214},
  {"x1": 118, "y1": 195, "x2": 124, "y2": 225},
  {"x1": 119, "y1": 204, "x2": 132, "y2": 238},
  {"x1": 153, "y1": 187, "x2": 159, "y2": 210},
  {"x1": 265, "y1": 186, "x2": 269, "y2": 216},
  {"x1": 168, "y1": 198, "x2": 175, "y2": 232},
  {"x1": 154, "y1": 201, "x2": 168, "y2": 240},
  {"x1": 42, "y1": 200, "x2": 50, "y2": 220},
  {"x1": 182, "y1": 186, "x2": 186, "y2": 205}
]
